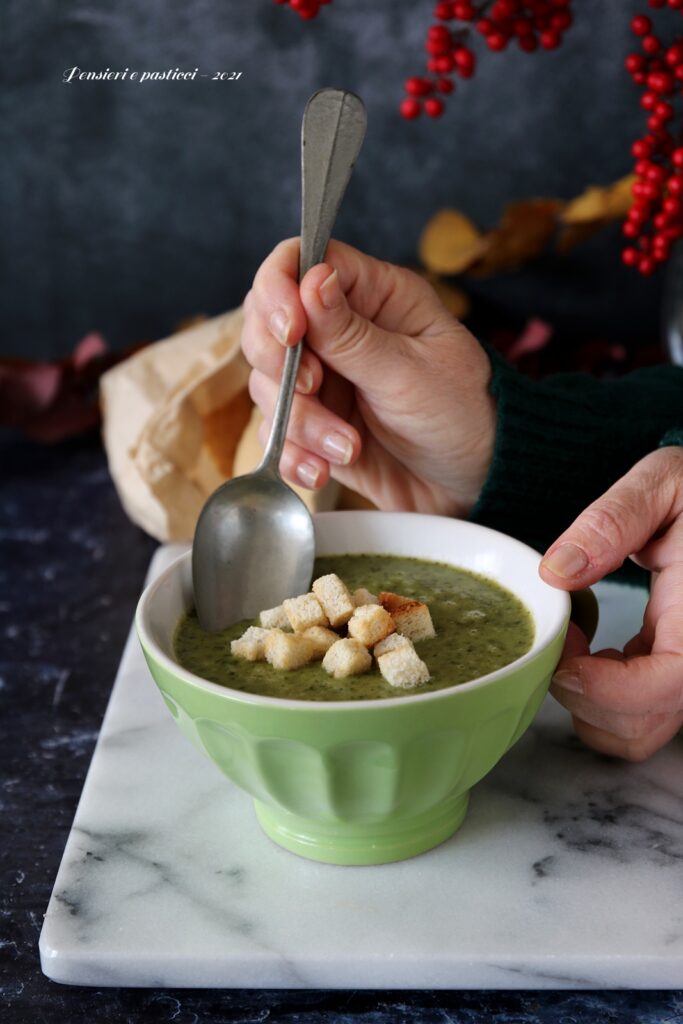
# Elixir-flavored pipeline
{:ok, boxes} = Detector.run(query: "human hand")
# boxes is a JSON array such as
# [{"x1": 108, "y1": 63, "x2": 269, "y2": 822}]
[
  {"x1": 241, "y1": 238, "x2": 496, "y2": 516},
  {"x1": 540, "y1": 447, "x2": 683, "y2": 762}
]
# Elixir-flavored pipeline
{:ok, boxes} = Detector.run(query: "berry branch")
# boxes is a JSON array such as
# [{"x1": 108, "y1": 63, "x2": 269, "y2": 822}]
[
  {"x1": 400, "y1": 0, "x2": 574, "y2": 121},
  {"x1": 622, "y1": 2, "x2": 683, "y2": 275},
  {"x1": 273, "y1": 0, "x2": 683, "y2": 274}
]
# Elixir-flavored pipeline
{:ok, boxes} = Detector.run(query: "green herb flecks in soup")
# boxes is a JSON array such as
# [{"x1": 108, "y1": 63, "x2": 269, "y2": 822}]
[{"x1": 173, "y1": 554, "x2": 534, "y2": 702}]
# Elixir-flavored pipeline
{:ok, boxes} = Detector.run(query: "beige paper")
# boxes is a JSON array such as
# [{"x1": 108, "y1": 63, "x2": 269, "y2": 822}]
[{"x1": 100, "y1": 307, "x2": 345, "y2": 542}]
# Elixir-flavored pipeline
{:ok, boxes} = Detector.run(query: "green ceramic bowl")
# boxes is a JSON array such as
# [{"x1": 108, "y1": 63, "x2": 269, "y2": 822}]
[{"x1": 136, "y1": 511, "x2": 570, "y2": 865}]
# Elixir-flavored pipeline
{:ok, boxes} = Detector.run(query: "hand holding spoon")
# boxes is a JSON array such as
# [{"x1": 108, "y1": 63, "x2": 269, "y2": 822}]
[{"x1": 192, "y1": 89, "x2": 367, "y2": 631}]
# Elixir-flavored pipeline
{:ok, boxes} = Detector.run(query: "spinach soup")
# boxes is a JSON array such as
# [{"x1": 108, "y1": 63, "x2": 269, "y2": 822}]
[{"x1": 173, "y1": 554, "x2": 534, "y2": 702}]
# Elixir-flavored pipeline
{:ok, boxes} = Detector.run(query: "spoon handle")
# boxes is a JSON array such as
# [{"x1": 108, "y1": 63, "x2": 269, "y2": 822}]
[{"x1": 260, "y1": 89, "x2": 367, "y2": 473}]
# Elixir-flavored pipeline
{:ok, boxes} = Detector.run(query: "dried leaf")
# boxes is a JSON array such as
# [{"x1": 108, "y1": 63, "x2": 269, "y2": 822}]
[
  {"x1": 562, "y1": 174, "x2": 635, "y2": 225},
  {"x1": 555, "y1": 220, "x2": 604, "y2": 254},
  {"x1": 417, "y1": 270, "x2": 471, "y2": 319},
  {"x1": 471, "y1": 199, "x2": 564, "y2": 276},
  {"x1": 419, "y1": 209, "x2": 487, "y2": 274}
]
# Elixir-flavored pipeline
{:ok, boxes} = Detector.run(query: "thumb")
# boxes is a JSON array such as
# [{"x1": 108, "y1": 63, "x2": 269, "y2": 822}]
[
  {"x1": 539, "y1": 450, "x2": 676, "y2": 589},
  {"x1": 298, "y1": 263, "x2": 403, "y2": 389}
]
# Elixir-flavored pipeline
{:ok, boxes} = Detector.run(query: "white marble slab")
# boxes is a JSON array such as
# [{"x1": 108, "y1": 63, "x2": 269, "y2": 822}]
[{"x1": 40, "y1": 546, "x2": 683, "y2": 989}]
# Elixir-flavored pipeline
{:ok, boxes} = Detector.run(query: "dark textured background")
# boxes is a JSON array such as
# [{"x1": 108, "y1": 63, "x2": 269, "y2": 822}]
[{"x1": 1, "y1": 0, "x2": 667, "y2": 360}]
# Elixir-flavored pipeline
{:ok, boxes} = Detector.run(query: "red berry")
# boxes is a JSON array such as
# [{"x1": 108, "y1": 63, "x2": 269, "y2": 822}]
[
  {"x1": 668, "y1": 0, "x2": 683, "y2": 8},
  {"x1": 539, "y1": 30, "x2": 561, "y2": 49},
  {"x1": 665, "y1": 43, "x2": 683, "y2": 67},
  {"x1": 668, "y1": 175, "x2": 683, "y2": 195},
  {"x1": 476, "y1": 18, "x2": 493, "y2": 34},
  {"x1": 663, "y1": 195, "x2": 682, "y2": 214},
  {"x1": 454, "y1": 46, "x2": 476, "y2": 76},
  {"x1": 550, "y1": 10, "x2": 572, "y2": 30},
  {"x1": 641, "y1": 91, "x2": 658, "y2": 110},
  {"x1": 623, "y1": 222, "x2": 640, "y2": 238},
  {"x1": 639, "y1": 256, "x2": 656, "y2": 275},
  {"x1": 672, "y1": 148, "x2": 683, "y2": 168},
  {"x1": 631, "y1": 15, "x2": 652, "y2": 36},
  {"x1": 434, "y1": 1, "x2": 454, "y2": 19},
  {"x1": 625, "y1": 53, "x2": 646, "y2": 74},
  {"x1": 405, "y1": 76, "x2": 433, "y2": 96},
  {"x1": 436, "y1": 76, "x2": 455, "y2": 93},
  {"x1": 434, "y1": 54, "x2": 455, "y2": 72},
  {"x1": 400, "y1": 98, "x2": 422, "y2": 119},
  {"x1": 634, "y1": 14, "x2": 655, "y2": 35},
  {"x1": 655, "y1": 101, "x2": 674, "y2": 120},
  {"x1": 642, "y1": 35, "x2": 661, "y2": 55},
  {"x1": 486, "y1": 31, "x2": 509, "y2": 50},
  {"x1": 622, "y1": 247, "x2": 640, "y2": 266},
  {"x1": 424, "y1": 97, "x2": 445, "y2": 117},
  {"x1": 453, "y1": 0, "x2": 475, "y2": 18},
  {"x1": 648, "y1": 0, "x2": 666, "y2": 6},
  {"x1": 632, "y1": 138, "x2": 653, "y2": 159},
  {"x1": 647, "y1": 71, "x2": 675, "y2": 94}
]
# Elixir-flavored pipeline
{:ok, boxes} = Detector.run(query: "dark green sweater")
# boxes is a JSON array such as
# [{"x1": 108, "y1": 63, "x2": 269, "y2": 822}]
[{"x1": 469, "y1": 346, "x2": 683, "y2": 585}]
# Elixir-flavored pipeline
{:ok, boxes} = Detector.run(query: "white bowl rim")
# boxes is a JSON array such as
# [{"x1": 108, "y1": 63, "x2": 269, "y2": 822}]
[{"x1": 136, "y1": 511, "x2": 571, "y2": 712}]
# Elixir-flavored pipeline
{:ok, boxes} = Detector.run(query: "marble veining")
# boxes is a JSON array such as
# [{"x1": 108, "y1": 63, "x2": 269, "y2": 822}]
[{"x1": 39, "y1": 547, "x2": 683, "y2": 989}]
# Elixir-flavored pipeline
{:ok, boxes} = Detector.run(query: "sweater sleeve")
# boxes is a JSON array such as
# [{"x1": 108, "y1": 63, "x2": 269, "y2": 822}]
[{"x1": 468, "y1": 346, "x2": 683, "y2": 584}]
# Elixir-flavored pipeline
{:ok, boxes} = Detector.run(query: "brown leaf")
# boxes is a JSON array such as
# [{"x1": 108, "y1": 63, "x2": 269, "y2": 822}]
[
  {"x1": 561, "y1": 174, "x2": 635, "y2": 225},
  {"x1": 419, "y1": 209, "x2": 487, "y2": 274},
  {"x1": 471, "y1": 198, "x2": 564, "y2": 276}
]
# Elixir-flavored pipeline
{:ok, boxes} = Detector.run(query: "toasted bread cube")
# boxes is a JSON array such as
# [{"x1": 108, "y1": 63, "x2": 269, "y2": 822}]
[
  {"x1": 352, "y1": 587, "x2": 379, "y2": 608},
  {"x1": 283, "y1": 592, "x2": 329, "y2": 633},
  {"x1": 230, "y1": 626, "x2": 272, "y2": 662},
  {"x1": 302, "y1": 626, "x2": 339, "y2": 660},
  {"x1": 312, "y1": 573, "x2": 355, "y2": 628},
  {"x1": 373, "y1": 632, "x2": 412, "y2": 658},
  {"x1": 378, "y1": 591, "x2": 436, "y2": 642},
  {"x1": 263, "y1": 630, "x2": 316, "y2": 670},
  {"x1": 259, "y1": 604, "x2": 291, "y2": 630},
  {"x1": 322, "y1": 638, "x2": 372, "y2": 679},
  {"x1": 377, "y1": 644, "x2": 430, "y2": 689},
  {"x1": 347, "y1": 604, "x2": 395, "y2": 647}
]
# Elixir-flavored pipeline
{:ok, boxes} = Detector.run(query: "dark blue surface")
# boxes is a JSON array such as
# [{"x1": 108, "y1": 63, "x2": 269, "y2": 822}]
[{"x1": 1, "y1": 431, "x2": 682, "y2": 1021}]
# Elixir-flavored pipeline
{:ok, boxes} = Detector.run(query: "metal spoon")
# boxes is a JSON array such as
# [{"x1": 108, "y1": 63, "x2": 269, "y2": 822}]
[{"x1": 192, "y1": 89, "x2": 367, "y2": 631}]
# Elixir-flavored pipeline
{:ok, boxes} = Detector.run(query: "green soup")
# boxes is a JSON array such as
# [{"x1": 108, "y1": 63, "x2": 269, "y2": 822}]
[{"x1": 173, "y1": 554, "x2": 535, "y2": 702}]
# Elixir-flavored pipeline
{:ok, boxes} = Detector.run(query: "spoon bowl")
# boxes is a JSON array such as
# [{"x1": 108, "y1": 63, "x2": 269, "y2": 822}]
[{"x1": 191, "y1": 470, "x2": 315, "y2": 632}]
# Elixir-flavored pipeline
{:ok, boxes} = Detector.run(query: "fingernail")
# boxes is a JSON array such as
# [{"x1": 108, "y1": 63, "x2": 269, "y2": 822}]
[
  {"x1": 296, "y1": 461, "x2": 320, "y2": 488},
  {"x1": 269, "y1": 308, "x2": 291, "y2": 346},
  {"x1": 542, "y1": 543, "x2": 589, "y2": 579},
  {"x1": 298, "y1": 365, "x2": 314, "y2": 393},
  {"x1": 319, "y1": 269, "x2": 342, "y2": 310},
  {"x1": 552, "y1": 670, "x2": 584, "y2": 694},
  {"x1": 322, "y1": 432, "x2": 353, "y2": 465}
]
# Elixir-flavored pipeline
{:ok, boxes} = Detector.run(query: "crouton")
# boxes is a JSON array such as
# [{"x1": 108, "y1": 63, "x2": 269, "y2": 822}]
[
  {"x1": 263, "y1": 630, "x2": 316, "y2": 670},
  {"x1": 373, "y1": 632, "x2": 412, "y2": 658},
  {"x1": 259, "y1": 604, "x2": 291, "y2": 630},
  {"x1": 283, "y1": 592, "x2": 329, "y2": 632},
  {"x1": 352, "y1": 587, "x2": 379, "y2": 607},
  {"x1": 312, "y1": 573, "x2": 355, "y2": 628},
  {"x1": 378, "y1": 591, "x2": 436, "y2": 642},
  {"x1": 347, "y1": 604, "x2": 395, "y2": 647},
  {"x1": 322, "y1": 638, "x2": 372, "y2": 679},
  {"x1": 302, "y1": 625, "x2": 339, "y2": 660},
  {"x1": 230, "y1": 626, "x2": 272, "y2": 662},
  {"x1": 377, "y1": 644, "x2": 430, "y2": 689}
]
